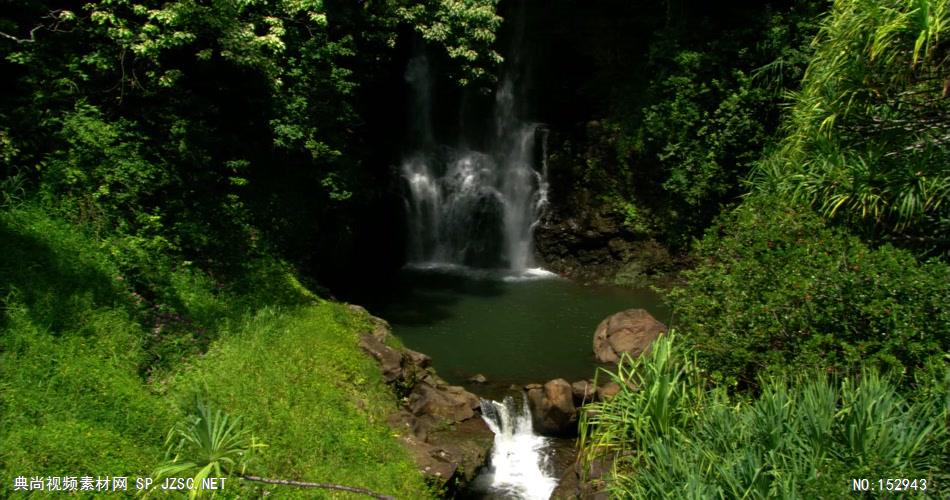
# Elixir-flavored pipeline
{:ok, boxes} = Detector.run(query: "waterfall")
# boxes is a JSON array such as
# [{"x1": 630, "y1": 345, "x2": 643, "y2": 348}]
[
  {"x1": 479, "y1": 396, "x2": 558, "y2": 499},
  {"x1": 401, "y1": 53, "x2": 548, "y2": 273}
]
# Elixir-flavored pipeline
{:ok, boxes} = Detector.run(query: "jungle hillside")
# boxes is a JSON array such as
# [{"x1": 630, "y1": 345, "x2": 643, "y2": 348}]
[{"x1": 1, "y1": 0, "x2": 948, "y2": 498}]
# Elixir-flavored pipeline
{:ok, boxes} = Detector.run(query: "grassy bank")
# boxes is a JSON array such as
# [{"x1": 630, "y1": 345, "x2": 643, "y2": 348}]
[{"x1": 0, "y1": 205, "x2": 431, "y2": 498}]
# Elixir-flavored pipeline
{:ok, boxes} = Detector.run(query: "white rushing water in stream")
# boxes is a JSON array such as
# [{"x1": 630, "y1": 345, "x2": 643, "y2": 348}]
[{"x1": 479, "y1": 396, "x2": 558, "y2": 500}]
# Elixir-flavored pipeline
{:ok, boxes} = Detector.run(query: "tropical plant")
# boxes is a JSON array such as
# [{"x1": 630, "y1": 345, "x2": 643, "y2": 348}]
[
  {"x1": 579, "y1": 334, "x2": 950, "y2": 499},
  {"x1": 579, "y1": 332, "x2": 705, "y2": 460},
  {"x1": 756, "y1": 0, "x2": 950, "y2": 253},
  {"x1": 154, "y1": 399, "x2": 265, "y2": 498}
]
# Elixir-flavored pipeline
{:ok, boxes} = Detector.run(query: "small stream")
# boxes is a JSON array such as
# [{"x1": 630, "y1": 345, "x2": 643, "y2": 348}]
[
  {"x1": 382, "y1": 4, "x2": 666, "y2": 496},
  {"x1": 358, "y1": 266, "x2": 667, "y2": 498},
  {"x1": 473, "y1": 396, "x2": 559, "y2": 500}
]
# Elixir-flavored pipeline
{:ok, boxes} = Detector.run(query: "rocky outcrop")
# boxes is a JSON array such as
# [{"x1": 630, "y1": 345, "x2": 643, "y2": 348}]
[
  {"x1": 526, "y1": 378, "x2": 578, "y2": 436},
  {"x1": 534, "y1": 124, "x2": 682, "y2": 287},
  {"x1": 350, "y1": 306, "x2": 492, "y2": 493},
  {"x1": 535, "y1": 208, "x2": 668, "y2": 286},
  {"x1": 522, "y1": 378, "x2": 623, "y2": 436},
  {"x1": 593, "y1": 308, "x2": 666, "y2": 363},
  {"x1": 358, "y1": 331, "x2": 409, "y2": 383},
  {"x1": 386, "y1": 407, "x2": 493, "y2": 487},
  {"x1": 535, "y1": 215, "x2": 680, "y2": 286}
]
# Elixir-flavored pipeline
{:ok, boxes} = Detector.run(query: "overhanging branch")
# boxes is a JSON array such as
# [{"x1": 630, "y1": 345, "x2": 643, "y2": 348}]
[
  {"x1": 0, "y1": 25, "x2": 42, "y2": 44},
  {"x1": 0, "y1": 10, "x2": 76, "y2": 44}
]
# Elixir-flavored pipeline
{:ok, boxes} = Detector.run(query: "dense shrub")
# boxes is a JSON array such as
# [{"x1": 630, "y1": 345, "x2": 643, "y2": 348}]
[
  {"x1": 580, "y1": 334, "x2": 950, "y2": 499},
  {"x1": 564, "y1": 0, "x2": 826, "y2": 249},
  {"x1": 756, "y1": 0, "x2": 950, "y2": 255},
  {"x1": 669, "y1": 195, "x2": 950, "y2": 388},
  {"x1": 617, "y1": 52, "x2": 775, "y2": 247}
]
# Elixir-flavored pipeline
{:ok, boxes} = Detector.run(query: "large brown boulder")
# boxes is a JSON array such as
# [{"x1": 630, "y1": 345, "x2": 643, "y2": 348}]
[
  {"x1": 356, "y1": 311, "x2": 430, "y2": 385},
  {"x1": 593, "y1": 308, "x2": 666, "y2": 363},
  {"x1": 408, "y1": 380, "x2": 480, "y2": 422},
  {"x1": 526, "y1": 378, "x2": 578, "y2": 436}
]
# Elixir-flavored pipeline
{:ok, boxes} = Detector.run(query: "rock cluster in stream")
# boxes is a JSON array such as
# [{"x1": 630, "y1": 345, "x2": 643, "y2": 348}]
[
  {"x1": 351, "y1": 303, "x2": 668, "y2": 496},
  {"x1": 547, "y1": 308, "x2": 666, "y2": 498},
  {"x1": 519, "y1": 377, "x2": 622, "y2": 499},
  {"x1": 523, "y1": 378, "x2": 623, "y2": 437},
  {"x1": 349, "y1": 305, "x2": 493, "y2": 494},
  {"x1": 525, "y1": 308, "x2": 664, "y2": 437}
]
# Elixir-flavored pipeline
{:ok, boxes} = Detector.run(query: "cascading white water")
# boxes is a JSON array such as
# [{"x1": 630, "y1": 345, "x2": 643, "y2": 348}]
[
  {"x1": 479, "y1": 396, "x2": 558, "y2": 499},
  {"x1": 401, "y1": 54, "x2": 548, "y2": 272}
]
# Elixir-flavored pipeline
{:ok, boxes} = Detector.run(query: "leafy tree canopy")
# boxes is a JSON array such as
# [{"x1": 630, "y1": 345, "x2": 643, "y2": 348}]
[{"x1": 0, "y1": 0, "x2": 501, "y2": 280}]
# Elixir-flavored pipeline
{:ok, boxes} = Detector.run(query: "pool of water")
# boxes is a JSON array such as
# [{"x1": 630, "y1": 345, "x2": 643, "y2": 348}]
[{"x1": 359, "y1": 265, "x2": 669, "y2": 386}]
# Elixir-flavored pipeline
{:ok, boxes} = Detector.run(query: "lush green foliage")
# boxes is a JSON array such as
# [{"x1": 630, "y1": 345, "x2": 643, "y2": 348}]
[
  {"x1": 555, "y1": 1, "x2": 826, "y2": 249},
  {"x1": 0, "y1": 0, "x2": 502, "y2": 286},
  {"x1": 0, "y1": 207, "x2": 176, "y2": 494},
  {"x1": 4, "y1": 1, "x2": 948, "y2": 497},
  {"x1": 0, "y1": 2, "x2": 503, "y2": 495},
  {"x1": 668, "y1": 195, "x2": 950, "y2": 388},
  {"x1": 0, "y1": 205, "x2": 431, "y2": 498},
  {"x1": 167, "y1": 304, "x2": 432, "y2": 498},
  {"x1": 577, "y1": 3, "x2": 950, "y2": 497},
  {"x1": 756, "y1": 0, "x2": 950, "y2": 254},
  {"x1": 397, "y1": 0, "x2": 503, "y2": 87},
  {"x1": 580, "y1": 334, "x2": 950, "y2": 498},
  {"x1": 154, "y1": 399, "x2": 265, "y2": 499},
  {"x1": 609, "y1": 54, "x2": 774, "y2": 247}
]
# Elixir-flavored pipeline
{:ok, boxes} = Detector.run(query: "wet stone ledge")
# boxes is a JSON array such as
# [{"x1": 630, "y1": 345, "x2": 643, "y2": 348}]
[{"x1": 349, "y1": 305, "x2": 494, "y2": 495}]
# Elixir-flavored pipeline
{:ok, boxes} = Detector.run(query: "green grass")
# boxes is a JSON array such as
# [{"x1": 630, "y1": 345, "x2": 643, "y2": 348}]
[
  {"x1": 166, "y1": 304, "x2": 431, "y2": 498},
  {"x1": 0, "y1": 208, "x2": 176, "y2": 494},
  {"x1": 0, "y1": 205, "x2": 431, "y2": 498}
]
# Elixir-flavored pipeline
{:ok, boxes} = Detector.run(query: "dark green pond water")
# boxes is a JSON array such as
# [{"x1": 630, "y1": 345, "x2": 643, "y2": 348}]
[{"x1": 360, "y1": 265, "x2": 669, "y2": 386}]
